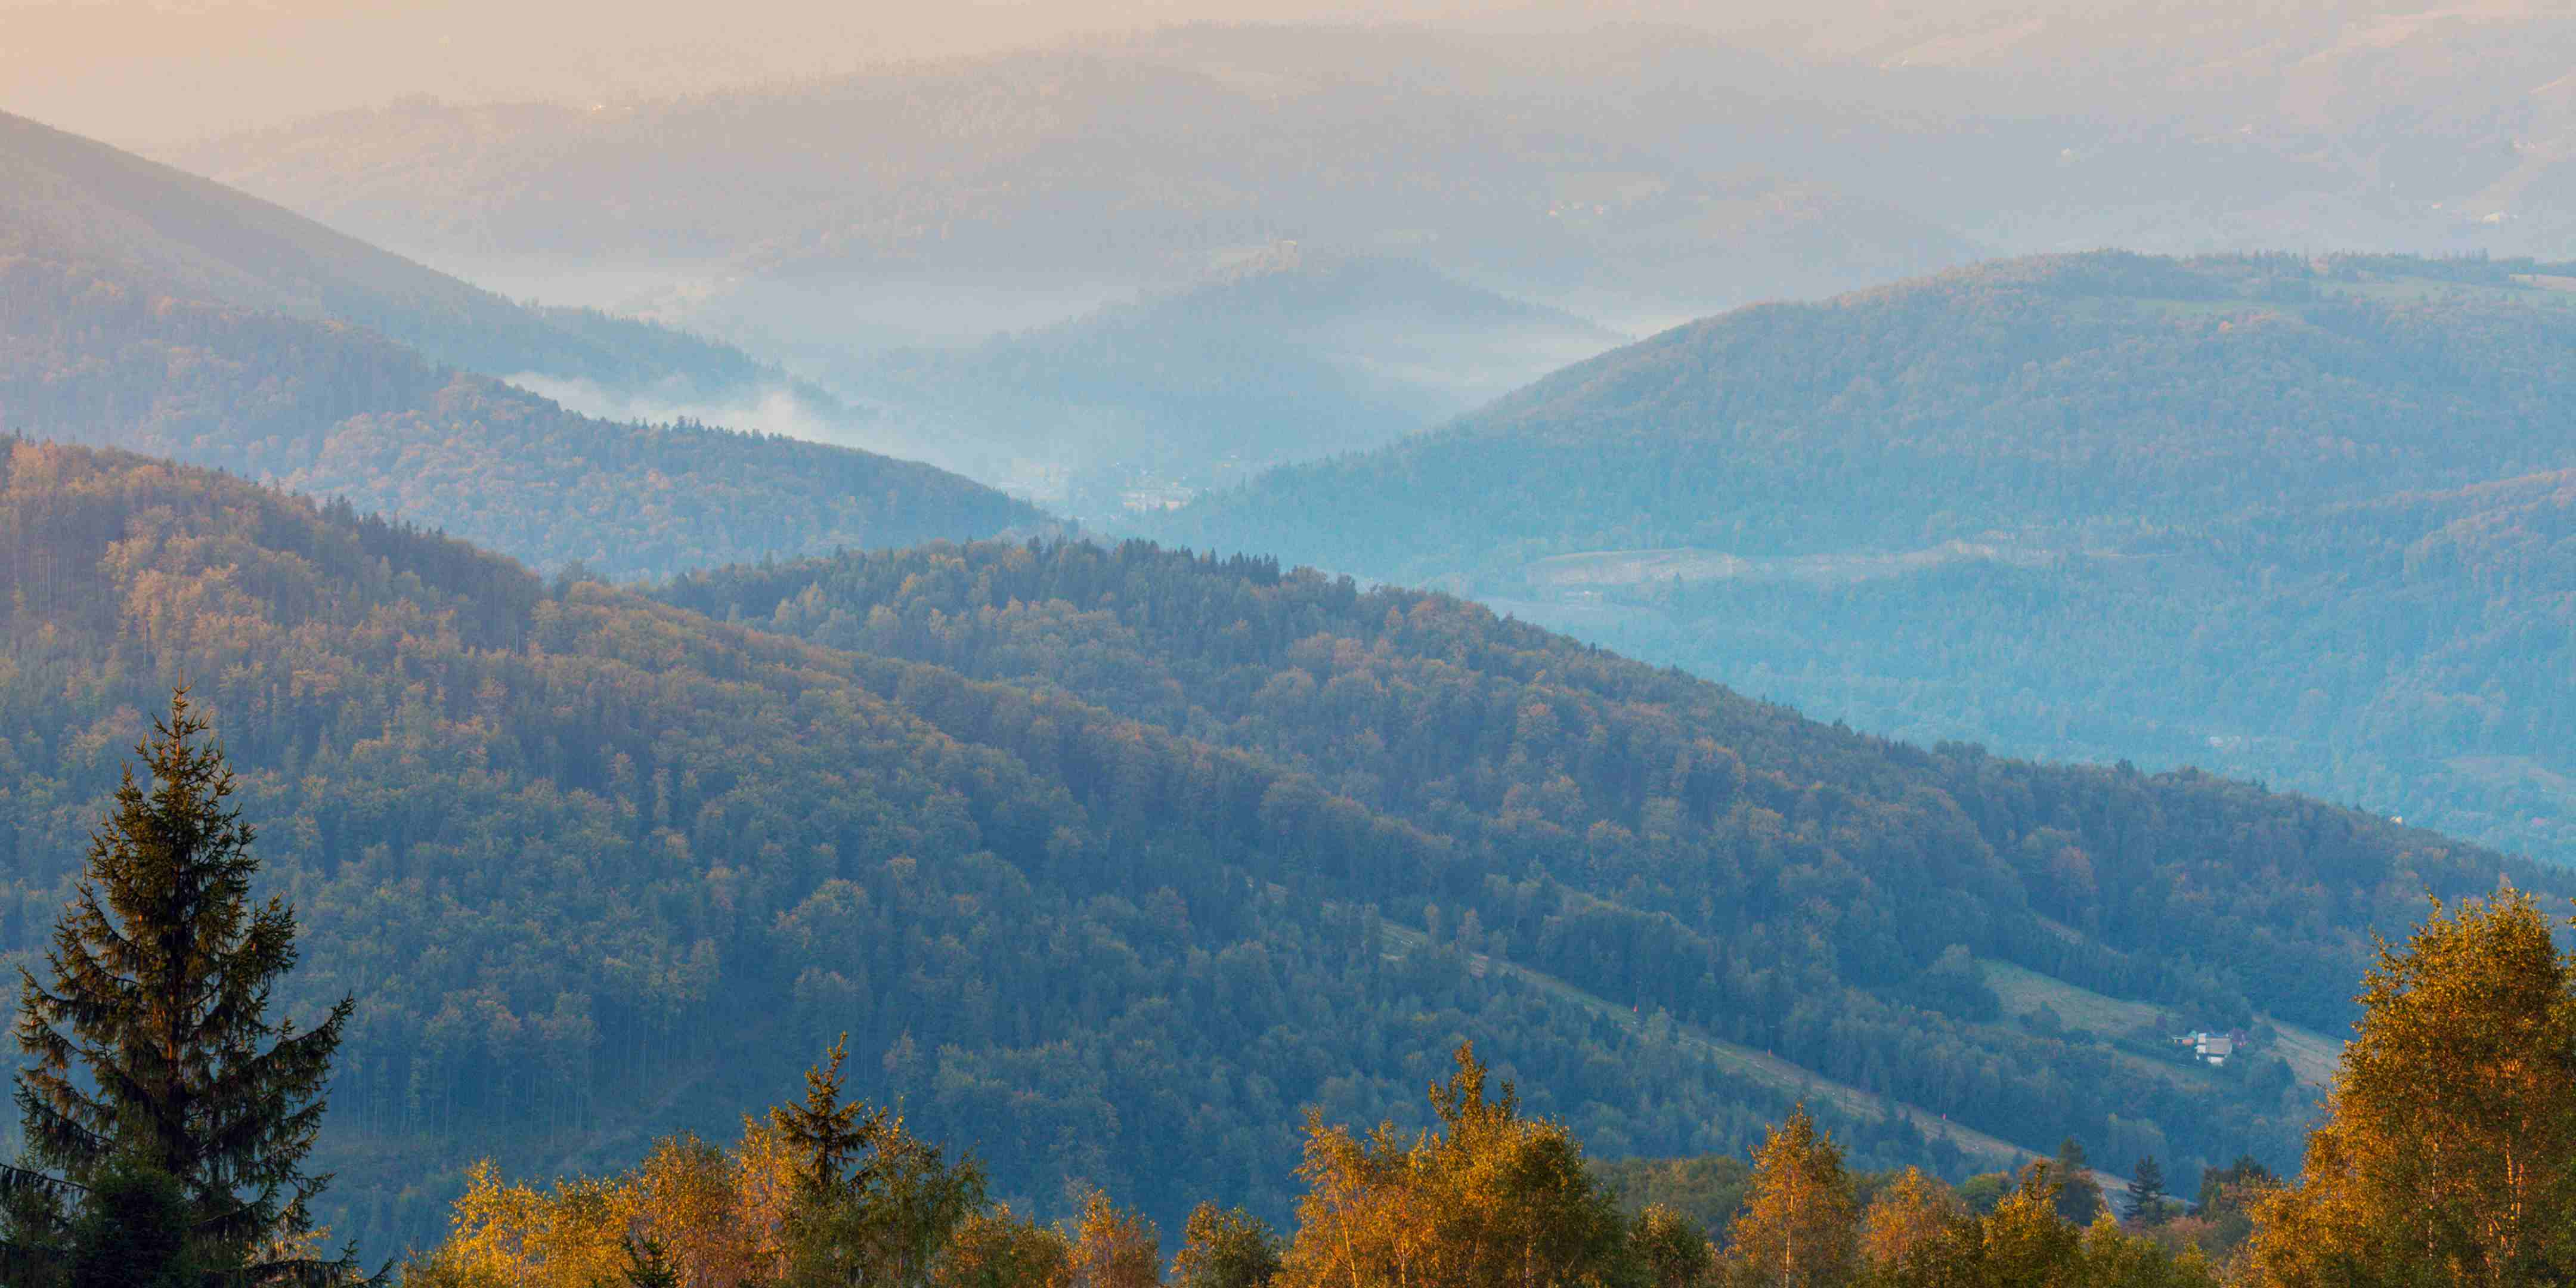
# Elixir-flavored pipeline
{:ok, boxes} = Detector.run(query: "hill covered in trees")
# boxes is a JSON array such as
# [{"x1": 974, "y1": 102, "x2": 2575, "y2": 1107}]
[
  {"x1": 0, "y1": 444, "x2": 2547, "y2": 1262},
  {"x1": 1159, "y1": 252, "x2": 2576, "y2": 861},
  {"x1": 0, "y1": 108, "x2": 810, "y2": 406},
  {"x1": 0, "y1": 252, "x2": 1042, "y2": 580}
]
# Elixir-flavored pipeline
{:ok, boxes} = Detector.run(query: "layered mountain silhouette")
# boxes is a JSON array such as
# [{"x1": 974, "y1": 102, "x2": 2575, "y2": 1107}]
[
  {"x1": 5, "y1": 437, "x2": 2541, "y2": 1261},
  {"x1": 1162, "y1": 251, "x2": 2576, "y2": 859},
  {"x1": 0, "y1": 112, "x2": 1042, "y2": 578},
  {"x1": 858, "y1": 246, "x2": 1621, "y2": 513}
]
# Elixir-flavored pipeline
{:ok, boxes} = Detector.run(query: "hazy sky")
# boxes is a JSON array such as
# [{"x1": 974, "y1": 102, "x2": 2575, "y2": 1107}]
[
  {"x1": 0, "y1": 0, "x2": 1565, "y2": 145},
  {"x1": 0, "y1": 0, "x2": 2106, "y2": 147},
  {"x1": 7, "y1": 1, "x2": 2513, "y2": 148}
]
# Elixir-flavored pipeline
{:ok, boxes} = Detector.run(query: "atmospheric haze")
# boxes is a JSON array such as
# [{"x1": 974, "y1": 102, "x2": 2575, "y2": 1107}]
[{"x1": 7, "y1": 0, "x2": 2506, "y2": 144}]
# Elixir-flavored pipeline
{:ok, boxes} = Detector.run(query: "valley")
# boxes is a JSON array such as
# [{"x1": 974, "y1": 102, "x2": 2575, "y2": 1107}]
[{"x1": 8, "y1": 9, "x2": 2576, "y2": 1279}]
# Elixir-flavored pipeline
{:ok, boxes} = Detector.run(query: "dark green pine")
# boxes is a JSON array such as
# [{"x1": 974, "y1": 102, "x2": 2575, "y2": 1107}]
[{"x1": 11, "y1": 689, "x2": 356, "y2": 1271}]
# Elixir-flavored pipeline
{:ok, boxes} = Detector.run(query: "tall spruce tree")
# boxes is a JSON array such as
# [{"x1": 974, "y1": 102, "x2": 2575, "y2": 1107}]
[
  {"x1": 2048, "y1": 1138, "x2": 2104, "y2": 1225},
  {"x1": 10, "y1": 691, "x2": 355, "y2": 1272},
  {"x1": 2122, "y1": 1156, "x2": 2170, "y2": 1225}
]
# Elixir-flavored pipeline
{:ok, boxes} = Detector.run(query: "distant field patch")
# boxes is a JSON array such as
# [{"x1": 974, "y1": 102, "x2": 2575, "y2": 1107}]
[
  {"x1": 1527, "y1": 540, "x2": 2051, "y2": 590},
  {"x1": 1980, "y1": 959, "x2": 2169, "y2": 1034},
  {"x1": 1980, "y1": 958, "x2": 2342, "y2": 1088}
]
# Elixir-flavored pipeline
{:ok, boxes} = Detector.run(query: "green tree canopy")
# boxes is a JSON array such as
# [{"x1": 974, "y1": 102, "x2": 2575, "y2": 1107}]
[{"x1": 11, "y1": 691, "x2": 354, "y2": 1273}]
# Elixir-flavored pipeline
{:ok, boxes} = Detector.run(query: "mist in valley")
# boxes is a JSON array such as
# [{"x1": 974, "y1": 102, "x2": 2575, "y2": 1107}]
[{"x1": 14, "y1": 1, "x2": 2576, "y2": 1277}]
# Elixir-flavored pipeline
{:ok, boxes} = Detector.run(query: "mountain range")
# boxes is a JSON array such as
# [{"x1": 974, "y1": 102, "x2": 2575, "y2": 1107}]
[
  {"x1": 0, "y1": 110, "x2": 1042, "y2": 579},
  {"x1": 5, "y1": 29, "x2": 2576, "y2": 1271},
  {"x1": 1157, "y1": 250, "x2": 2576, "y2": 861},
  {"x1": 159, "y1": 11, "x2": 2576, "y2": 348},
  {"x1": 5, "y1": 437, "x2": 2540, "y2": 1264},
  {"x1": 854, "y1": 246, "x2": 1621, "y2": 515},
  {"x1": 159, "y1": 26, "x2": 1991, "y2": 337}
]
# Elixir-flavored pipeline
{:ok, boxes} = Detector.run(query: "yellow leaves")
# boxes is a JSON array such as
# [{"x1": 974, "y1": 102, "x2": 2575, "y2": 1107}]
[
  {"x1": 2246, "y1": 888, "x2": 2576, "y2": 1287},
  {"x1": 1859, "y1": 1167, "x2": 1960, "y2": 1274},
  {"x1": 1722, "y1": 1106, "x2": 1857, "y2": 1288},
  {"x1": 937, "y1": 1205, "x2": 1073, "y2": 1288},
  {"x1": 1068, "y1": 1188, "x2": 1162, "y2": 1288},
  {"x1": 435, "y1": 1158, "x2": 618, "y2": 1288},
  {"x1": 417, "y1": 1122, "x2": 803, "y2": 1288},
  {"x1": 1279, "y1": 1044, "x2": 1627, "y2": 1288}
]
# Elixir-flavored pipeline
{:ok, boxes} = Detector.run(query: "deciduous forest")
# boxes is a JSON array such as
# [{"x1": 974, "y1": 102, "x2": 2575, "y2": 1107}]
[{"x1": 0, "y1": 441, "x2": 2548, "y2": 1256}]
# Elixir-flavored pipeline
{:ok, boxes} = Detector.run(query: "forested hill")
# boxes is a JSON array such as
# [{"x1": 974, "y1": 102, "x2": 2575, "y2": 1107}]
[
  {"x1": 0, "y1": 253, "x2": 1043, "y2": 578},
  {"x1": 6, "y1": 446, "x2": 2549, "y2": 1263},
  {"x1": 0, "y1": 109, "x2": 794, "y2": 401},
  {"x1": 660, "y1": 536, "x2": 2550, "y2": 1032},
  {"x1": 658, "y1": 546, "x2": 2555, "y2": 1184},
  {"x1": 1161, "y1": 252, "x2": 2576, "y2": 582},
  {"x1": 1151, "y1": 252, "x2": 2576, "y2": 863}
]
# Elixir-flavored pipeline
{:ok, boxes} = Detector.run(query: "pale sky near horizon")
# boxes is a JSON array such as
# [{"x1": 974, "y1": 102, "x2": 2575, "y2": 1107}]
[{"x1": 0, "y1": 0, "x2": 2076, "y2": 147}]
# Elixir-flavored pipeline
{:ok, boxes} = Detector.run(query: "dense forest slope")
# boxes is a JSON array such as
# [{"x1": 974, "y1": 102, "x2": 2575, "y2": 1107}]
[
  {"x1": 7, "y1": 445, "x2": 2552, "y2": 1262},
  {"x1": 0, "y1": 253, "x2": 1042, "y2": 578},
  {"x1": 1168, "y1": 253, "x2": 2576, "y2": 577},
  {"x1": 859, "y1": 247, "x2": 1619, "y2": 514},
  {"x1": 0, "y1": 108, "x2": 806, "y2": 403},
  {"x1": 1161, "y1": 252, "x2": 2576, "y2": 860},
  {"x1": 1556, "y1": 469, "x2": 2576, "y2": 863}
]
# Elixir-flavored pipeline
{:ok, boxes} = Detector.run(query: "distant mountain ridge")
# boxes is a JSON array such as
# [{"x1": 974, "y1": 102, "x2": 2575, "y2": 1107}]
[
  {"x1": 1160, "y1": 250, "x2": 2576, "y2": 861},
  {"x1": 0, "y1": 254, "x2": 1045, "y2": 579},
  {"x1": 0, "y1": 113, "x2": 1046, "y2": 578},
  {"x1": 1166, "y1": 252, "x2": 2576, "y2": 576},
  {"x1": 860, "y1": 247, "x2": 1620, "y2": 514},
  {"x1": 162, "y1": 28, "x2": 1990, "y2": 333},
  {"x1": 156, "y1": 11, "x2": 2576, "y2": 348},
  {"x1": 0, "y1": 108, "x2": 812, "y2": 405}
]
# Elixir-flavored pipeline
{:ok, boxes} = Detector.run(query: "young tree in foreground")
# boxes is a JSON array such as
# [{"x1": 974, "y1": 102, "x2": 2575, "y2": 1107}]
[
  {"x1": 776, "y1": 1038, "x2": 986, "y2": 1288},
  {"x1": 2046, "y1": 1138, "x2": 2105, "y2": 1227},
  {"x1": 1279, "y1": 1042, "x2": 1630, "y2": 1288},
  {"x1": 9, "y1": 691, "x2": 357, "y2": 1280},
  {"x1": 1631, "y1": 1205, "x2": 1711, "y2": 1288},
  {"x1": 1170, "y1": 1203, "x2": 1281, "y2": 1288},
  {"x1": 2246, "y1": 889, "x2": 2576, "y2": 1287},
  {"x1": 933, "y1": 1205, "x2": 1071, "y2": 1288},
  {"x1": 1067, "y1": 1188, "x2": 1162, "y2": 1288},
  {"x1": 1858, "y1": 1166, "x2": 1961, "y2": 1275},
  {"x1": 1720, "y1": 1106, "x2": 1856, "y2": 1288}
]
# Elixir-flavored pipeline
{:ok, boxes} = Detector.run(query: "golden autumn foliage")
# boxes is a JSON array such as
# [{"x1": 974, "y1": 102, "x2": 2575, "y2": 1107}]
[
  {"x1": 1857, "y1": 1168, "x2": 1960, "y2": 1275},
  {"x1": 1278, "y1": 1043, "x2": 1631, "y2": 1288},
  {"x1": 398, "y1": 1032, "x2": 2264, "y2": 1288},
  {"x1": 402, "y1": 1121, "x2": 804, "y2": 1288},
  {"x1": 932, "y1": 1205, "x2": 1073, "y2": 1288},
  {"x1": 2244, "y1": 889, "x2": 2576, "y2": 1287},
  {"x1": 1068, "y1": 1190, "x2": 1163, "y2": 1288},
  {"x1": 1719, "y1": 1107, "x2": 1855, "y2": 1288}
]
